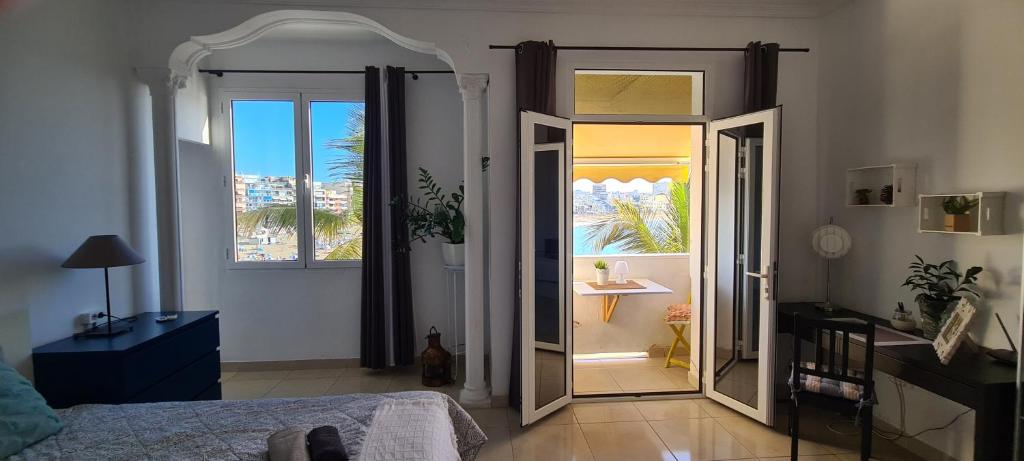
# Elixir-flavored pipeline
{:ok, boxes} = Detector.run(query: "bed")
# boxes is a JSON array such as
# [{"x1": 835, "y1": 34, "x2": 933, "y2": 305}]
[{"x1": 10, "y1": 391, "x2": 487, "y2": 460}]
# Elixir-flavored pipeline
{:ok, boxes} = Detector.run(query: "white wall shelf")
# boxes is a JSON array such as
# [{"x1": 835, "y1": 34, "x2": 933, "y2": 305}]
[
  {"x1": 846, "y1": 163, "x2": 916, "y2": 207},
  {"x1": 918, "y1": 192, "x2": 1005, "y2": 236}
]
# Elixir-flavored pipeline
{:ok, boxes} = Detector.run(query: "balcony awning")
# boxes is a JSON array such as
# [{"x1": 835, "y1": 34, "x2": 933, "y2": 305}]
[{"x1": 573, "y1": 124, "x2": 693, "y2": 183}]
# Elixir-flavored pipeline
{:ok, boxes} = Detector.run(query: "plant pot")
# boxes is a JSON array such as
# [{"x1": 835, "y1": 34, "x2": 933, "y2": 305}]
[
  {"x1": 890, "y1": 310, "x2": 916, "y2": 331},
  {"x1": 943, "y1": 214, "x2": 972, "y2": 232},
  {"x1": 595, "y1": 268, "x2": 609, "y2": 285},
  {"x1": 441, "y1": 243, "x2": 465, "y2": 266},
  {"x1": 917, "y1": 299, "x2": 956, "y2": 340}
]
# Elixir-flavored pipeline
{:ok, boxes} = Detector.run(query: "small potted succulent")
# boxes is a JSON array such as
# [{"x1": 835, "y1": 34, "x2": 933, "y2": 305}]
[
  {"x1": 901, "y1": 255, "x2": 982, "y2": 339},
  {"x1": 890, "y1": 302, "x2": 916, "y2": 331},
  {"x1": 594, "y1": 260, "x2": 609, "y2": 285},
  {"x1": 854, "y1": 188, "x2": 872, "y2": 205},
  {"x1": 942, "y1": 195, "x2": 979, "y2": 232}
]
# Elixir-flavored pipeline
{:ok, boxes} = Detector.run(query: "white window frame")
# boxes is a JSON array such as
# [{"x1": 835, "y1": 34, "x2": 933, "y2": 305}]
[
  {"x1": 216, "y1": 89, "x2": 365, "y2": 269},
  {"x1": 569, "y1": 67, "x2": 709, "y2": 259}
]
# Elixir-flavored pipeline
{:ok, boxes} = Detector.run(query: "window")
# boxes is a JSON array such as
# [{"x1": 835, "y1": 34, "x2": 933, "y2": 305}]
[
  {"x1": 227, "y1": 92, "x2": 365, "y2": 268},
  {"x1": 574, "y1": 70, "x2": 704, "y2": 116},
  {"x1": 572, "y1": 70, "x2": 705, "y2": 256}
]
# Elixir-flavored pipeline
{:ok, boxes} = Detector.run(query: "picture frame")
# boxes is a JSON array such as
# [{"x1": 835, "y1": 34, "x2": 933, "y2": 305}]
[{"x1": 933, "y1": 298, "x2": 977, "y2": 365}]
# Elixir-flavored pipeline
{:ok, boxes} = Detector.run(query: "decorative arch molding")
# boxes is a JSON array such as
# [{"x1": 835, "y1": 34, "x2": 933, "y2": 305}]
[{"x1": 168, "y1": 9, "x2": 455, "y2": 80}]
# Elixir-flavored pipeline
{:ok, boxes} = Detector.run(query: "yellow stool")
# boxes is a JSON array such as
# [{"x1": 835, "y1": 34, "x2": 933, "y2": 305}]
[{"x1": 664, "y1": 303, "x2": 692, "y2": 369}]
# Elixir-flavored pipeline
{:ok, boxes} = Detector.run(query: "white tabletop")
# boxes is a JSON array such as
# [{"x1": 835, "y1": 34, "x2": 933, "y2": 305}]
[{"x1": 572, "y1": 278, "x2": 673, "y2": 296}]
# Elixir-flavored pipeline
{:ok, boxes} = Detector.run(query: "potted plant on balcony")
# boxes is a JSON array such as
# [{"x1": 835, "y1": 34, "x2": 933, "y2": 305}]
[
  {"x1": 399, "y1": 168, "x2": 465, "y2": 266},
  {"x1": 594, "y1": 260, "x2": 609, "y2": 285},
  {"x1": 901, "y1": 255, "x2": 982, "y2": 339},
  {"x1": 942, "y1": 195, "x2": 979, "y2": 232}
]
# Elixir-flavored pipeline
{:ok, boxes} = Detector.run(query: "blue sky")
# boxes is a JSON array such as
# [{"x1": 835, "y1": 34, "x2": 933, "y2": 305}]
[{"x1": 232, "y1": 100, "x2": 363, "y2": 182}]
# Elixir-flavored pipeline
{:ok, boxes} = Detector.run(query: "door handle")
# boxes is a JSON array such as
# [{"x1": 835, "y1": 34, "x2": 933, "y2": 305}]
[{"x1": 744, "y1": 265, "x2": 772, "y2": 299}]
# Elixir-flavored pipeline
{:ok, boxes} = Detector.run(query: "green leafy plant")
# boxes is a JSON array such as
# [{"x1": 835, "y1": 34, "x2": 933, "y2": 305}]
[
  {"x1": 942, "y1": 196, "x2": 979, "y2": 215},
  {"x1": 399, "y1": 168, "x2": 465, "y2": 245},
  {"x1": 901, "y1": 255, "x2": 982, "y2": 304},
  {"x1": 585, "y1": 181, "x2": 689, "y2": 254},
  {"x1": 594, "y1": 260, "x2": 608, "y2": 270}
]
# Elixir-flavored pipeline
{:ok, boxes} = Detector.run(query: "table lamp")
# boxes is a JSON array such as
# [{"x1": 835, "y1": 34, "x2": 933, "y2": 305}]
[
  {"x1": 62, "y1": 235, "x2": 145, "y2": 337},
  {"x1": 612, "y1": 260, "x2": 629, "y2": 284}
]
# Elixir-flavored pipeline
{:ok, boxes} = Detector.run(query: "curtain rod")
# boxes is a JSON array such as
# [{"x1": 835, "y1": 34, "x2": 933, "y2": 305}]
[
  {"x1": 488, "y1": 45, "x2": 810, "y2": 52},
  {"x1": 198, "y1": 69, "x2": 455, "y2": 78}
]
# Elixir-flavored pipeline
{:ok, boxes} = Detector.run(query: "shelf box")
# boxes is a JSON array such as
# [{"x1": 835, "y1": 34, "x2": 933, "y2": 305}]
[
  {"x1": 918, "y1": 192, "x2": 1005, "y2": 236},
  {"x1": 846, "y1": 164, "x2": 916, "y2": 207}
]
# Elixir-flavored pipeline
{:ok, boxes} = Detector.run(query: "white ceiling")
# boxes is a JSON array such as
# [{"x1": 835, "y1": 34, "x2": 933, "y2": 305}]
[{"x1": 160, "y1": 0, "x2": 849, "y2": 19}]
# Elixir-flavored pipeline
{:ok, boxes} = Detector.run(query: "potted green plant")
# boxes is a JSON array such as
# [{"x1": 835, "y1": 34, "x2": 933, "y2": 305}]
[
  {"x1": 399, "y1": 168, "x2": 465, "y2": 266},
  {"x1": 942, "y1": 195, "x2": 979, "y2": 232},
  {"x1": 901, "y1": 255, "x2": 982, "y2": 339},
  {"x1": 594, "y1": 260, "x2": 609, "y2": 285}
]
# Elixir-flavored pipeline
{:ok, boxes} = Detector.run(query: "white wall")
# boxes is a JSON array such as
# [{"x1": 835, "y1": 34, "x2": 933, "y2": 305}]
[
  {"x1": 572, "y1": 255, "x2": 691, "y2": 355},
  {"x1": 129, "y1": 0, "x2": 822, "y2": 396},
  {"x1": 177, "y1": 35, "x2": 463, "y2": 361},
  {"x1": 818, "y1": 1, "x2": 1024, "y2": 457},
  {"x1": 0, "y1": 0, "x2": 145, "y2": 377}
]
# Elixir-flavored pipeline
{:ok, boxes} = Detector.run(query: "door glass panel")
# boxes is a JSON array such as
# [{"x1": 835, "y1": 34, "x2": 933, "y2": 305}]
[
  {"x1": 534, "y1": 134, "x2": 567, "y2": 410},
  {"x1": 713, "y1": 123, "x2": 766, "y2": 409}
]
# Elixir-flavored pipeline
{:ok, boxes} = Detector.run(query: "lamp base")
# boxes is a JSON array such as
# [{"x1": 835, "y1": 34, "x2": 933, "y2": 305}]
[{"x1": 82, "y1": 321, "x2": 133, "y2": 338}]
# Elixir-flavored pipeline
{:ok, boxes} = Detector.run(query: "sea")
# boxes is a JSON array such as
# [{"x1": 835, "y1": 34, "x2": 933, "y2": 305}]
[{"x1": 572, "y1": 225, "x2": 628, "y2": 255}]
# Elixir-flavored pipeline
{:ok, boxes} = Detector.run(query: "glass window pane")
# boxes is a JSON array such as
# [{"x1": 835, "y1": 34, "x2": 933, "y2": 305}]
[
  {"x1": 574, "y1": 70, "x2": 703, "y2": 115},
  {"x1": 231, "y1": 100, "x2": 298, "y2": 262},
  {"x1": 571, "y1": 123, "x2": 700, "y2": 256},
  {"x1": 309, "y1": 101, "x2": 365, "y2": 261}
]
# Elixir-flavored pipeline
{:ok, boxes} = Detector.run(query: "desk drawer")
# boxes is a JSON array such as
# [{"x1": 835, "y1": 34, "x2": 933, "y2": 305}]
[
  {"x1": 121, "y1": 317, "x2": 219, "y2": 397},
  {"x1": 129, "y1": 350, "x2": 220, "y2": 403}
]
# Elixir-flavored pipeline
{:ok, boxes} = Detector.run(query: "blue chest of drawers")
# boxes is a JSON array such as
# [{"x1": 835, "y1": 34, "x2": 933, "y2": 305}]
[{"x1": 33, "y1": 311, "x2": 221, "y2": 408}]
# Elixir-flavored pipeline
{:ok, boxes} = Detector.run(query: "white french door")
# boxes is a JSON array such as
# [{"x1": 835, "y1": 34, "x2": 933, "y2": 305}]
[
  {"x1": 519, "y1": 110, "x2": 573, "y2": 426},
  {"x1": 704, "y1": 107, "x2": 782, "y2": 425}
]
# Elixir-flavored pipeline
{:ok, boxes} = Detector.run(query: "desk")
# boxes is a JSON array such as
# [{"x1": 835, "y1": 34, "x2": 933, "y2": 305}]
[
  {"x1": 777, "y1": 303, "x2": 1015, "y2": 460},
  {"x1": 572, "y1": 278, "x2": 672, "y2": 322}
]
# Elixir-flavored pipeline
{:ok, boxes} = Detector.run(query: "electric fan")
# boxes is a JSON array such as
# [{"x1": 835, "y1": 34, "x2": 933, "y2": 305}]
[{"x1": 811, "y1": 221, "x2": 851, "y2": 312}]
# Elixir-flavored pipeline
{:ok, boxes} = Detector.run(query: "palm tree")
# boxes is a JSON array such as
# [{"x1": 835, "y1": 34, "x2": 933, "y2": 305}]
[
  {"x1": 584, "y1": 180, "x2": 689, "y2": 254},
  {"x1": 236, "y1": 109, "x2": 365, "y2": 260}
]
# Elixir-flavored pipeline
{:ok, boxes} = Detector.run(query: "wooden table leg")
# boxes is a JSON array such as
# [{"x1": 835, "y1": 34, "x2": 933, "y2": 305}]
[{"x1": 602, "y1": 295, "x2": 621, "y2": 322}]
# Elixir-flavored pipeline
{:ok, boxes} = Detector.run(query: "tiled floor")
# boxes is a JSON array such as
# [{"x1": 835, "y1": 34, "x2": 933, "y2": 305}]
[
  {"x1": 222, "y1": 364, "x2": 922, "y2": 461},
  {"x1": 573, "y1": 357, "x2": 697, "y2": 395},
  {"x1": 481, "y1": 400, "x2": 925, "y2": 461}
]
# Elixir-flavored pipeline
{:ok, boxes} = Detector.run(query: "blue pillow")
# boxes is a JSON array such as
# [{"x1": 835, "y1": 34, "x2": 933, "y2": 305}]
[{"x1": 0, "y1": 362, "x2": 62, "y2": 458}]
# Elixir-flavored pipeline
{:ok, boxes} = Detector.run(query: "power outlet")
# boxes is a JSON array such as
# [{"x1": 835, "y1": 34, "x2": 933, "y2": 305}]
[{"x1": 77, "y1": 312, "x2": 101, "y2": 330}]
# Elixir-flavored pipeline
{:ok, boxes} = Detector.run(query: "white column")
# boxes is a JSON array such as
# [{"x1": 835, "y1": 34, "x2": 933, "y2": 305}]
[
  {"x1": 135, "y1": 67, "x2": 185, "y2": 311},
  {"x1": 457, "y1": 73, "x2": 491, "y2": 407}
]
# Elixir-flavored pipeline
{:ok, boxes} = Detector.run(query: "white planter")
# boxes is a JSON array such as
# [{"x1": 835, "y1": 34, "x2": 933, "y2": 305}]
[
  {"x1": 441, "y1": 243, "x2": 465, "y2": 267},
  {"x1": 595, "y1": 268, "x2": 610, "y2": 285}
]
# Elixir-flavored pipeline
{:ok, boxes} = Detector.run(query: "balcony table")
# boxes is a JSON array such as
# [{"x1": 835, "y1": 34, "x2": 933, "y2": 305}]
[{"x1": 572, "y1": 278, "x2": 672, "y2": 322}]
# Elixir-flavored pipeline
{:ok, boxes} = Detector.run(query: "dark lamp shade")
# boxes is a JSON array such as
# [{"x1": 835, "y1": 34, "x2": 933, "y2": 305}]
[{"x1": 62, "y1": 235, "x2": 145, "y2": 269}]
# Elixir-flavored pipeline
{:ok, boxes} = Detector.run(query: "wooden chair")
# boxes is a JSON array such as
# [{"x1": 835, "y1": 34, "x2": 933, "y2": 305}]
[
  {"x1": 789, "y1": 314, "x2": 875, "y2": 461},
  {"x1": 664, "y1": 303, "x2": 692, "y2": 369}
]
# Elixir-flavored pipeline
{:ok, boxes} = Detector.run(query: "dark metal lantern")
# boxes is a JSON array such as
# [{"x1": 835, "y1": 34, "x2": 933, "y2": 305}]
[{"x1": 421, "y1": 326, "x2": 452, "y2": 387}]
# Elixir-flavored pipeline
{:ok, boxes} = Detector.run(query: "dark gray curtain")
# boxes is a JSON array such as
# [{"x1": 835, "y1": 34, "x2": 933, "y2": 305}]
[
  {"x1": 743, "y1": 41, "x2": 780, "y2": 112},
  {"x1": 360, "y1": 66, "x2": 387, "y2": 369},
  {"x1": 387, "y1": 66, "x2": 416, "y2": 366},
  {"x1": 511, "y1": 40, "x2": 557, "y2": 410}
]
